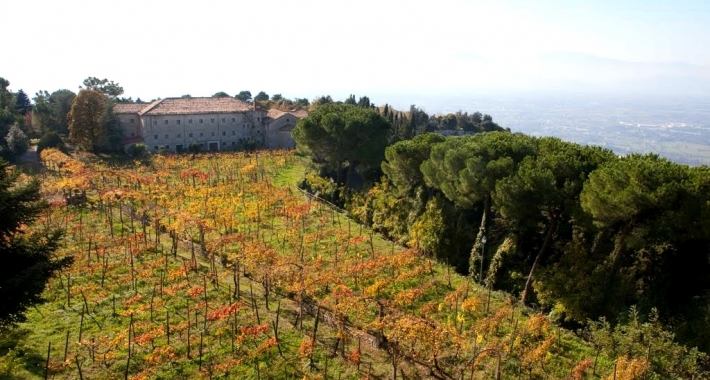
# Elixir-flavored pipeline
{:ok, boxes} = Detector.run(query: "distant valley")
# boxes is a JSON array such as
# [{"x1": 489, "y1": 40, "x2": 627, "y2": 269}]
[
  {"x1": 371, "y1": 51, "x2": 710, "y2": 166},
  {"x1": 391, "y1": 92, "x2": 710, "y2": 166}
]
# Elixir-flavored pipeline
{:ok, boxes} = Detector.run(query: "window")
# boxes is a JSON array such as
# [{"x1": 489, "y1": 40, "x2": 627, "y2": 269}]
[
  {"x1": 232, "y1": 117, "x2": 236, "y2": 122},
  {"x1": 153, "y1": 134, "x2": 158, "y2": 139},
  {"x1": 211, "y1": 132, "x2": 215, "y2": 137},
  {"x1": 257, "y1": 130, "x2": 261, "y2": 134},
  {"x1": 286, "y1": 118, "x2": 290, "y2": 123},
  {"x1": 189, "y1": 132, "x2": 193, "y2": 138},
  {"x1": 176, "y1": 144, "x2": 184, "y2": 152},
  {"x1": 177, "y1": 133, "x2": 182, "y2": 138},
  {"x1": 153, "y1": 146, "x2": 158, "y2": 150},
  {"x1": 130, "y1": 118, "x2": 134, "y2": 123},
  {"x1": 222, "y1": 131, "x2": 226, "y2": 136},
  {"x1": 165, "y1": 134, "x2": 169, "y2": 139},
  {"x1": 153, "y1": 120, "x2": 157, "y2": 125},
  {"x1": 210, "y1": 118, "x2": 215, "y2": 123},
  {"x1": 199, "y1": 119, "x2": 203, "y2": 123},
  {"x1": 222, "y1": 142, "x2": 226, "y2": 146},
  {"x1": 200, "y1": 132, "x2": 204, "y2": 137},
  {"x1": 257, "y1": 117, "x2": 260, "y2": 122},
  {"x1": 232, "y1": 130, "x2": 235, "y2": 135},
  {"x1": 232, "y1": 141, "x2": 236, "y2": 147},
  {"x1": 166, "y1": 145, "x2": 170, "y2": 149},
  {"x1": 177, "y1": 120, "x2": 181, "y2": 125},
  {"x1": 222, "y1": 118, "x2": 226, "y2": 123},
  {"x1": 189, "y1": 119, "x2": 192, "y2": 124},
  {"x1": 131, "y1": 132, "x2": 135, "y2": 137},
  {"x1": 164, "y1": 120, "x2": 168, "y2": 125}
]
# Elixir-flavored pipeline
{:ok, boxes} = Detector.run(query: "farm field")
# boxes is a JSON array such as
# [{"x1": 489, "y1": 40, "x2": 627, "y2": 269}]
[{"x1": 2, "y1": 149, "x2": 618, "y2": 379}]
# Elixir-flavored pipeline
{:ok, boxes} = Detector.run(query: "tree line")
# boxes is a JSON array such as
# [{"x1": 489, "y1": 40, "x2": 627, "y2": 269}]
[
  {"x1": 293, "y1": 100, "x2": 710, "y2": 354},
  {"x1": 0, "y1": 77, "x2": 33, "y2": 162},
  {"x1": 207, "y1": 90, "x2": 311, "y2": 110},
  {"x1": 0, "y1": 76, "x2": 127, "y2": 159}
]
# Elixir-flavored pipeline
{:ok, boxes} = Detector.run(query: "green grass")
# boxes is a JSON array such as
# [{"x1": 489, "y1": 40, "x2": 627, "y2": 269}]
[{"x1": 271, "y1": 154, "x2": 307, "y2": 188}]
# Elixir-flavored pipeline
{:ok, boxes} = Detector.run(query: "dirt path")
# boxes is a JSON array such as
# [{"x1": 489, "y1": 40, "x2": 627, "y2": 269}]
[{"x1": 18, "y1": 145, "x2": 39, "y2": 164}]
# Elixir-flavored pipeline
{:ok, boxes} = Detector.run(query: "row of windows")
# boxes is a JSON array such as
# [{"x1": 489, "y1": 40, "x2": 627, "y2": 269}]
[
  {"x1": 151, "y1": 118, "x2": 252, "y2": 125},
  {"x1": 134, "y1": 117, "x2": 262, "y2": 124},
  {"x1": 152, "y1": 130, "x2": 260, "y2": 139}
]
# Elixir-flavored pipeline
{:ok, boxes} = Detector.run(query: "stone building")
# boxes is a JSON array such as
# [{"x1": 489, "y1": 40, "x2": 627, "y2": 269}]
[
  {"x1": 115, "y1": 97, "x2": 306, "y2": 152},
  {"x1": 262, "y1": 109, "x2": 309, "y2": 149},
  {"x1": 114, "y1": 103, "x2": 147, "y2": 145}
]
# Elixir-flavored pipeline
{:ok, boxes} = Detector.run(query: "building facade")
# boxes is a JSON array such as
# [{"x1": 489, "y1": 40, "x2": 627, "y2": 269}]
[
  {"x1": 263, "y1": 109, "x2": 309, "y2": 149},
  {"x1": 114, "y1": 103, "x2": 146, "y2": 145},
  {"x1": 115, "y1": 97, "x2": 306, "y2": 152}
]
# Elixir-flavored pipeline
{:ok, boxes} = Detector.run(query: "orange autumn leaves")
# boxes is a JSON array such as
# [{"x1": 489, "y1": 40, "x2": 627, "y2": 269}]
[{"x1": 34, "y1": 148, "x2": 625, "y2": 379}]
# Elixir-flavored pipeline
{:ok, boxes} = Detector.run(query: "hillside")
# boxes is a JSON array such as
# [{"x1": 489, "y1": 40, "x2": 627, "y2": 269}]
[{"x1": 0, "y1": 149, "x2": 701, "y2": 379}]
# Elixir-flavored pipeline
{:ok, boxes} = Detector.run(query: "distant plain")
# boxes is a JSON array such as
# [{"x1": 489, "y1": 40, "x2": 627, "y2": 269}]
[{"x1": 392, "y1": 92, "x2": 710, "y2": 166}]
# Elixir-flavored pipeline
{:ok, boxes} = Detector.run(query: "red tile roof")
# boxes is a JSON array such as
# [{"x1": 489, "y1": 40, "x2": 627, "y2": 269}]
[
  {"x1": 114, "y1": 103, "x2": 149, "y2": 114},
  {"x1": 266, "y1": 109, "x2": 287, "y2": 119},
  {"x1": 291, "y1": 109, "x2": 309, "y2": 118},
  {"x1": 265, "y1": 109, "x2": 308, "y2": 121},
  {"x1": 140, "y1": 97, "x2": 253, "y2": 116}
]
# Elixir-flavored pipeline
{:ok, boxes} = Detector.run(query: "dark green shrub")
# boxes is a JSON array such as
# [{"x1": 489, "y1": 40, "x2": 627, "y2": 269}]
[{"x1": 36, "y1": 131, "x2": 66, "y2": 156}]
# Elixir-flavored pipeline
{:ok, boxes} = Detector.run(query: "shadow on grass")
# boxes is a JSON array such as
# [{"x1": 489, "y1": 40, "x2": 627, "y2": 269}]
[{"x1": 0, "y1": 328, "x2": 48, "y2": 379}]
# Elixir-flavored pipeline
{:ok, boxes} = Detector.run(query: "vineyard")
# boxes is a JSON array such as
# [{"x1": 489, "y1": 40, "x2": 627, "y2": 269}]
[{"x1": 0, "y1": 148, "x2": 679, "y2": 379}]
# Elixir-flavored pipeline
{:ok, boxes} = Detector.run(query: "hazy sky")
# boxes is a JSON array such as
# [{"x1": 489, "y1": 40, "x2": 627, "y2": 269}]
[{"x1": 2, "y1": 0, "x2": 709, "y2": 104}]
